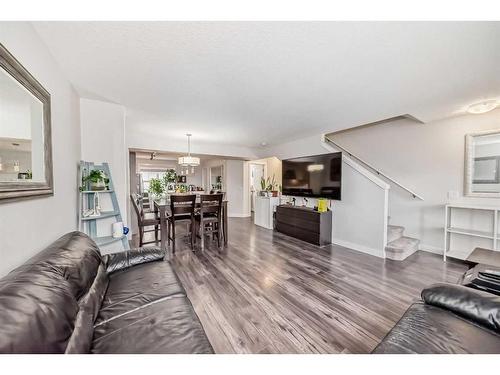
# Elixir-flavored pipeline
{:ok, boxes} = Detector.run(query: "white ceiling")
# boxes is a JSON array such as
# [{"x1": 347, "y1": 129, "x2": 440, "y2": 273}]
[{"x1": 32, "y1": 21, "x2": 500, "y2": 148}]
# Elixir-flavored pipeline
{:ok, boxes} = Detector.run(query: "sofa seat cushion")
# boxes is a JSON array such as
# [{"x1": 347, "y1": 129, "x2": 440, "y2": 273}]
[
  {"x1": 91, "y1": 295, "x2": 214, "y2": 354},
  {"x1": 373, "y1": 302, "x2": 500, "y2": 354},
  {"x1": 95, "y1": 260, "x2": 185, "y2": 325}
]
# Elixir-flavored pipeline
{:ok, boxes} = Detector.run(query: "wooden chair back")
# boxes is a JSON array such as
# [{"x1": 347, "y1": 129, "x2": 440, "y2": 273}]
[
  {"x1": 170, "y1": 194, "x2": 196, "y2": 217},
  {"x1": 130, "y1": 194, "x2": 144, "y2": 223},
  {"x1": 200, "y1": 194, "x2": 223, "y2": 217}
]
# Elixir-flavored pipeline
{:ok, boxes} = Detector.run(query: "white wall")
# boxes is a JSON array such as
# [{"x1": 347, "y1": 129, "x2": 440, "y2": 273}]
[
  {"x1": 126, "y1": 122, "x2": 259, "y2": 160},
  {"x1": 225, "y1": 159, "x2": 248, "y2": 217},
  {"x1": 0, "y1": 84, "x2": 32, "y2": 140},
  {"x1": 0, "y1": 22, "x2": 81, "y2": 276},
  {"x1": 80, "y1": 98, "x2": 127, "y2": 252},
  {"x1": 329, "y1": 109, "x2": 500, "y2": 254}
]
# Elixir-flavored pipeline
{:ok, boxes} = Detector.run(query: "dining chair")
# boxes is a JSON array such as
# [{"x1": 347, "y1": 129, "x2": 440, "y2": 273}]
[
  {"x1": 196, "y1": 194, "x2": 223, "y2": 250},
  {"x1": 130, "y1": 194, "x2": 161, "y2": 247},
  {"x1": 168, "y1": 194, "x2": 197, "y2": 253},
  {"x1": 210, "y1": 190, "x2": 226, "y2": 200}
]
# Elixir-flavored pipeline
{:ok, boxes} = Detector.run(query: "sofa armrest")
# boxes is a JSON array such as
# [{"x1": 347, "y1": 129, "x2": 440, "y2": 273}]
[
  {"x1": 422, "y1": 283, "x2": 500, "y2": 333},
  {"x1": 104, "y1": 247, "x2": 165, "y2": 274}
]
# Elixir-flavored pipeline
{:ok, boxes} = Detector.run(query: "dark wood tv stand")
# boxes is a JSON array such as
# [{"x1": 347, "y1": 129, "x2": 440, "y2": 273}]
[{"x1": 275, "y1": 204, "x2": 332, "y2": 246}]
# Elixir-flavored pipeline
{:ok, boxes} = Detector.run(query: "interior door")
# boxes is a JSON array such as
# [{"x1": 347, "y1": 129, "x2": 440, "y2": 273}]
[{"x1": 250, "y1": 164, "x2": 265, "y2": 212}]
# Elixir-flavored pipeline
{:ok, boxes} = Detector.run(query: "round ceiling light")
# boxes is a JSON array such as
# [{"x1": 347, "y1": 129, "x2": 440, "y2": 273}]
[{"x1": 466, "y1": 100, "x2": 498, "y2": 114}]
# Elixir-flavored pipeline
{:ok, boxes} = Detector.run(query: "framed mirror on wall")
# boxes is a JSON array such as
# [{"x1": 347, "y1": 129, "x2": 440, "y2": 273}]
[
  {"x1": 0, "y1": 43, "x2": 53, "y2": 202},
  {"x1": 465, "y1": 129, "x2": 500, "y2": 197}
]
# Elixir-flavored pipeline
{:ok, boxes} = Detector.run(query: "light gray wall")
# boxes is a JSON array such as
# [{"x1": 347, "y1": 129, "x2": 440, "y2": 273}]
[
  {"x1": 225, "y1": 159, "x2": 247, "y2": 217},
  {"x1": 0, "y1": 22, "x2": 81, "y2": 276},
  {"x1": 330, "y1": 109, "x2": 500, "y2": 253},
  {"x1": 80, "y1": 98, "x2": 127, "y2": 253}
]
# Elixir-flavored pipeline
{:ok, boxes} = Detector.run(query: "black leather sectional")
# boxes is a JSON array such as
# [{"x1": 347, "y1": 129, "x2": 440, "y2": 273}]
[
  {"x1": 373, "y1": 283, "x2": 500, "y2": 353},
  {"x1": 0, "y1": 231, "x2": 213, "y2": 354},
  {"x1": 2, "y1": 230, "x2": 499, "y2": 354}
]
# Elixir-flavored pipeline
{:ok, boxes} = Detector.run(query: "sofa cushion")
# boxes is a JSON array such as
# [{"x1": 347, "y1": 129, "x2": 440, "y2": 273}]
[
  {"x1": 91, "y1": 295, "x2": 214, "y2": 354},
  {"x1": 65, "y1": 262, "x2": 109, "y2": 354},
  {"x1": 12, "y1": 231, "x2": 102, "y2": 299},
  {"x1": 94, "y1": 260, "x2": 185, "y2": 325},
  {"x1": 0, "y1": 266, "x2": 79, "y2": 353},
  {"x1": 372, "y1": 302, "x2": 500, "y2": 354},
  {"x1": 0, "y1": 231, "x2": 103, "y2": 353},
  {"x1": 422, "y1": 283, "x2": 500, "y2": 333},
  {"x1": 104, "y1": 247, "x2": 165, "y2": 274}
]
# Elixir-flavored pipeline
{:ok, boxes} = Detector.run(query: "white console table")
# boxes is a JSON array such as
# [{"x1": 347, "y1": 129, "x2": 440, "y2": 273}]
[
  {"x1": 254, "y1": 196, "x2": 280, "y2": 229},
  {"x1": 444, "y1": 202, "x2": 500, "y2": 261}
]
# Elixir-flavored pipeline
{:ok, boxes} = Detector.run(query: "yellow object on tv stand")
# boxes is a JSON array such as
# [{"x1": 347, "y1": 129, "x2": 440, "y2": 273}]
[{"x1": 317, "y1": 198, "x2": 328, "y2": 213}]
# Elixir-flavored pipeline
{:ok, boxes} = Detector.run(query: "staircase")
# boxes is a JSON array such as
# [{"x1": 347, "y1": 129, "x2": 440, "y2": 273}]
[
  {"x1": 322, "y1": 135, "x2": 424, "y2": 260},
  {"x1": 385, "y1": 225, "x2": 420, "y2": 261}
]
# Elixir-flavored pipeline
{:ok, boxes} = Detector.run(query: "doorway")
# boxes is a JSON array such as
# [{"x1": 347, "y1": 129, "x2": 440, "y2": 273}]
[{"x1": 249, "y1": 163, "x2": 265, "y2": 212}]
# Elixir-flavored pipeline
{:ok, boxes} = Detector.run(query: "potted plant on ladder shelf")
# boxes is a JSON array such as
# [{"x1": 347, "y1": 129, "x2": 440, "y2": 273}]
[{"x1": 83, "y1": 170, "x2": 109, "y2": 191}]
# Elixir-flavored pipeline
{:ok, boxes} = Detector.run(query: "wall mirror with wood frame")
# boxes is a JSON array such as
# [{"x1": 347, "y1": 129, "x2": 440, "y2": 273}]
[{"x1": 0, "y1": 43, "x2": 52, "y2": 202}]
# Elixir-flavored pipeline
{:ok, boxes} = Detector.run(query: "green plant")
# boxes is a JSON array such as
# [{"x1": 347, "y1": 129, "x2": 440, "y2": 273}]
[
  {"x1": 260, "y1": 176, "x2": 266, "y2": 191},
  {"x1": 84, "y1": 169, "x2": 106, "y2": 184},
  {"x1": 149, "y1": 177, "x2": 164, "y2": 197},
  {"x1": 164, "y1": 169, "x2": 177, "y2": 183},
  {"x1": 266, "y1": 175, "x2": 277, "y2": 191}
]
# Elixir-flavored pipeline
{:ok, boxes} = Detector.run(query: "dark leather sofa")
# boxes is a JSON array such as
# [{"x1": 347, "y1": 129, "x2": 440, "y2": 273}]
[
  {"x1": 373, "y1": 283, "x2": 500, "y2": 354},
  {"x1": 0, "y1": 231, "x2": 214, "y2": 354}
]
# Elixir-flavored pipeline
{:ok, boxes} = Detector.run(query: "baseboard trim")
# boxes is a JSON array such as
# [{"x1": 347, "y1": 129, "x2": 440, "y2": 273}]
[
  {"x1": 228, "y1": 213, "x2": 251, "y2": 218},
  {"x1": 332, "y1": 238, "x2": 385, "y2": 258},
  {"x1": 419, "y1": 244, "x2": 443, "y2": 255}
]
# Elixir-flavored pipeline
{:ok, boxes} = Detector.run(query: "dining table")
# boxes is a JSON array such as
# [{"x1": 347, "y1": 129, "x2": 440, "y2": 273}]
[{"x1": 153, "y1": 195, "x2": 228, "y2": 255}]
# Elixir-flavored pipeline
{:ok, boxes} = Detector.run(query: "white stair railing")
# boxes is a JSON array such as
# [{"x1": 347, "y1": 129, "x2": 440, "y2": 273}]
[{"x1": 323, "y1": 135, "x2": 424, "y2": 200}]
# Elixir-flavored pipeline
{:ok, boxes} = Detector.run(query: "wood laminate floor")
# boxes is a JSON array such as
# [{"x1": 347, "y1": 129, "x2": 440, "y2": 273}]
[{"x1": 133, "y1": 217, "x2": 468, "y2": 354}]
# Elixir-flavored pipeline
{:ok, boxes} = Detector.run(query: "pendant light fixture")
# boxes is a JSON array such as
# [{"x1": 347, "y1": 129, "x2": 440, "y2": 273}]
[{"x1": 178, "y1": 133, "x2": 200, "y2": 168}]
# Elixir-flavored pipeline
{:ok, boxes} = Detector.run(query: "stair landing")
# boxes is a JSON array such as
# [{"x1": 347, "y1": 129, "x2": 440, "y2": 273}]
[{"x1": 386, "y1": 225, "x2": 419, "y2": 261}]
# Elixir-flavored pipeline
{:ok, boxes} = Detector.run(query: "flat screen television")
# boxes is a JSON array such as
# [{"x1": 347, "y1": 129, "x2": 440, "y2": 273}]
[{"x1": 282, "y1": 152, "x2": 342, "y2": 200}]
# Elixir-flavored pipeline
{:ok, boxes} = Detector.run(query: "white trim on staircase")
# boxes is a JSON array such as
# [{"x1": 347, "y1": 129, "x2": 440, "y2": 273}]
[
  {"x1": 321, "y1": 135, "x2": 390, "y2": 190},
  {"x1": 322, "y1": 134, "x2": 424, "y2": 200},
  {"x1": 382, "y1": 188, "x2": 389, "y2": 253}
]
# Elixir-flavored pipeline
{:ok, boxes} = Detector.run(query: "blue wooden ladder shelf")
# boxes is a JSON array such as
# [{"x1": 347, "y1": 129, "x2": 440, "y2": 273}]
[{"x1": 78, "y1": 161, "x2": 130, "y2": 250}]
